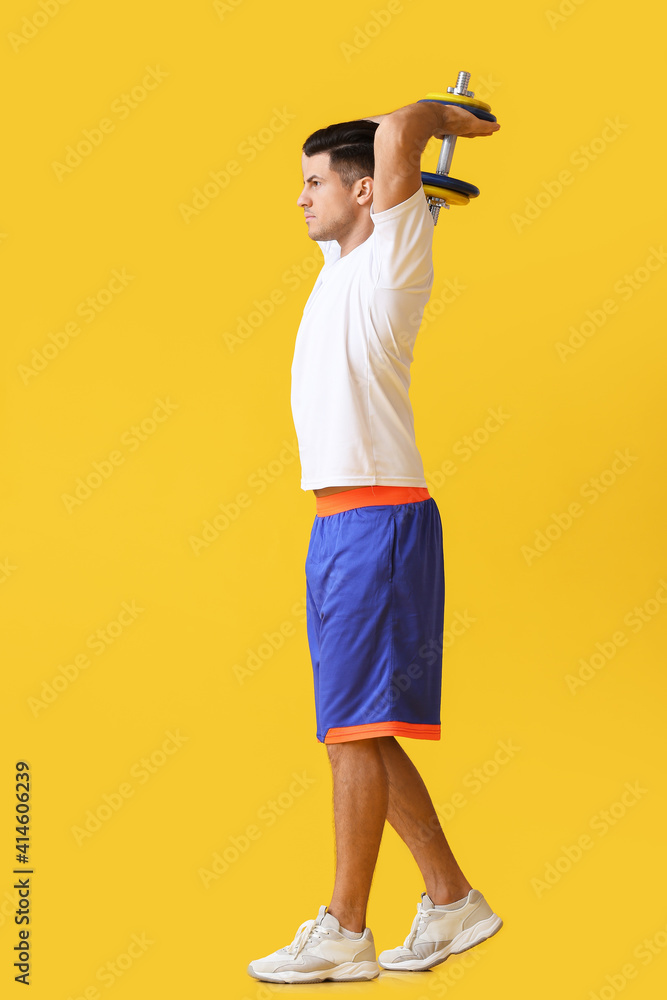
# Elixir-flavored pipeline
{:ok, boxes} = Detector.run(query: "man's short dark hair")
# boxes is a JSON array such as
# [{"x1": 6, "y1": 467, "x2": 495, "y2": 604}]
[{"x1": 302, "y1": 119, "x2": 379, "y2": 190}]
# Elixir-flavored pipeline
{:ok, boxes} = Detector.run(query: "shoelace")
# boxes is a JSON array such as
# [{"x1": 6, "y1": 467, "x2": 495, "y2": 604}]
[
  {"x1": 285, "y1": 918, "x2": 329, "y2": 957},
  {"x1": 403, "y1": 902, "x2": 429, "y2": 950}
]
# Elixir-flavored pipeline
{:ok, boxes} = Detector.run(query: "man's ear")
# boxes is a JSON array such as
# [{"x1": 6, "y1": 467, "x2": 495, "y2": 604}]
[{"x1": 356, "y1": 176, "x2": 373, "y2": 206}]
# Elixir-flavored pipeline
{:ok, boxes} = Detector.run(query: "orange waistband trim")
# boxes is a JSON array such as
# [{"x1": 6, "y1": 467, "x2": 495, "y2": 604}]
[
  {"x1": 315, "y1": 486, "x2": 431, "y2": 517},
  {"x1": 324, "y1": 721, "x2": 441, "y2": 743}
]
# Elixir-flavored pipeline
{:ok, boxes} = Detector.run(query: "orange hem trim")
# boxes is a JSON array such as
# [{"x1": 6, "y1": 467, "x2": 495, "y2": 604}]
[
  {"x1": 324, "y1": 721, "x2": 441, "y2": 743},
  {"x1": 316, "y1": 486, "x2": 431, "y2": 517}
]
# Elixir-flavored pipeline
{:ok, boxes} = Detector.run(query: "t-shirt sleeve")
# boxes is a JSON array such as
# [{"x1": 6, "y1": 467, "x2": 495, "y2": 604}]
[{"x1": 370, "y1": 185, "x2": 435, "y2": 290}]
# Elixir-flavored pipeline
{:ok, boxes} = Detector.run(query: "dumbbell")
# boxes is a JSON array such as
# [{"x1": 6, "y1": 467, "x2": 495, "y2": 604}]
[{"x1": 419, "y1": 71, "x2": 497, "y2": 224}]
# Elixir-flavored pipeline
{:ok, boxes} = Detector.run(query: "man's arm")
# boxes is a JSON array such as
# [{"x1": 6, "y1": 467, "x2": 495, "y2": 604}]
[{"x1": 372, "y1": 102, "x2": 500, "y2": 214}]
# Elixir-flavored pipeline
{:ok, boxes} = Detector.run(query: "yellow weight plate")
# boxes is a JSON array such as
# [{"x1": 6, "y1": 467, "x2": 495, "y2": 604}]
[
  {"x1": 423, "y1": 184, "x2": 470, "y2": 206},
  {"x1": 423, "y1": 91, "x2": 492, "y2": 113}
]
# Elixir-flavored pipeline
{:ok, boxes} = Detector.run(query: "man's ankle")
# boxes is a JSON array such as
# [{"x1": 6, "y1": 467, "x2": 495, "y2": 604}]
[
  {"x1": 327, "y1": 904, "x2": 365, "y2": 934},
  {"x1": 427, "y1": 884, "x2": 473, "y2": 906}
]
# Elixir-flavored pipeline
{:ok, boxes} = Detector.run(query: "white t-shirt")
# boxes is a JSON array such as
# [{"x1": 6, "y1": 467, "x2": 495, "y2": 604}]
[{"x1": 290, "y1": 185, "x2": 435, "y2": 491}]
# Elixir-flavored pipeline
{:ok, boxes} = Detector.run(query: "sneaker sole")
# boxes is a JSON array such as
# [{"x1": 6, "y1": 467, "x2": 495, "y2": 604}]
[
  {"x1": 378, "y1": 913, "x2": 503, "y2": 972},
  {"x1": 247, "y1": 960, "x2": 380, "y2": 983}
]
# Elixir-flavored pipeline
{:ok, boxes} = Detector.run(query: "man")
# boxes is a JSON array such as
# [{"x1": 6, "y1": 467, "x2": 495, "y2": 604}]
[{"x1": 248, "y1": 100, "x2": 502, "y2": 984}]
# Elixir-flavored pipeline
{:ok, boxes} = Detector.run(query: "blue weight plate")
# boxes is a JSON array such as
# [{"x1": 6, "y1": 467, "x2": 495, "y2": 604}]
[
  {"x1": 418, "y1": 99, "x2": 497, "y2": 123},
  {"x1": 421, "y1": 172, "x2": 480, "y2": 198}
]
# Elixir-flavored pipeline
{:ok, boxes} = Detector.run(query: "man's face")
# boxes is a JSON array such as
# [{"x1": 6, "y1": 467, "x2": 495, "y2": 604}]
[{"x1": 297, "y1": 152, "x2": 371, "y2": 242}]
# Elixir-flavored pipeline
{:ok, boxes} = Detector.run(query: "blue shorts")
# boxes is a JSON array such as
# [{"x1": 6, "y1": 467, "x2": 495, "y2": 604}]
[{"x1": 305, "y1": 486, "x2": 445, "y2": 744}]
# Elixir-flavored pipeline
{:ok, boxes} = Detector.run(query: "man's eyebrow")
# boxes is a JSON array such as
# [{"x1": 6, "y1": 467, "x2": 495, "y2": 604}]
[{"x1": 304, "y1": 174, "x2": 325, "y2": 182}]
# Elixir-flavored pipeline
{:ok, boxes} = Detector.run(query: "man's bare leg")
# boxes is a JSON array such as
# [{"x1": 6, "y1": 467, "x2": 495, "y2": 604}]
[
  {"x1": 377, "y1": 735, "x2": 472, "y2": 904},
  {"x1": 326, "y1": 739, "x2": 388, "y2": 933},
  {"x1": 325, "y1": 736, "x2": 472, "y2": 934}
]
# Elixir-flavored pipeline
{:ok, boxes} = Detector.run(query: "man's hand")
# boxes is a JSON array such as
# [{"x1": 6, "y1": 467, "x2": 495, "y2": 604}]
[
  {"x1": 427, "y1": 102, "x2": 501, "y2": 139},
  {"x1": 372, "y1": 101, "x2": 501, "y2": 214}
]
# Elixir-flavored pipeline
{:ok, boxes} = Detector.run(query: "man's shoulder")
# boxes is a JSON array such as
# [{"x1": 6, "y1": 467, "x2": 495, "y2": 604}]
[
  {"x1": 370, "y1": 184, "x2": 432, "y2": 225},
  {"x1": 369, "y1": 186, "x2": 434, "y2": 291}
]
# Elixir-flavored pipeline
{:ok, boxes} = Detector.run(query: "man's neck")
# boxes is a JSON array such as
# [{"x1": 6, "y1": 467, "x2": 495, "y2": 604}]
[{"x1": 338, "y1": 215, "x2": 374, "y2": 258}]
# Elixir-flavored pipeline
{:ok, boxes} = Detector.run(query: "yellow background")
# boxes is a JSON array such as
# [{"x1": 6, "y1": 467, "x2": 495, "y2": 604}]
[{"x1": 2, "y1": 0, "x2": 666, "y2": 997}]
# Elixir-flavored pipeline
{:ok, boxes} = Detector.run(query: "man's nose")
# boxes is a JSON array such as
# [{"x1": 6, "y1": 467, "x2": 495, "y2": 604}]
[{"x1": 297, "y1": 188, "x2": 310, "y2": 207}]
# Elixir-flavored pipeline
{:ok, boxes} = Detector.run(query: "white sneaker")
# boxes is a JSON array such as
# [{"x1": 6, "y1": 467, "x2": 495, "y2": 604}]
[
  {"x1": 378, "y1": 889, "x2": 503, "y2": 971},
  {"x1": 247, "y1": 904, "x2": 380, "y2": 984}
]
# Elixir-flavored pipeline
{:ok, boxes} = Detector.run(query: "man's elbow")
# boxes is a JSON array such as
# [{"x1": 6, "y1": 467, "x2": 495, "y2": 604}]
[
  {"x1": 375, "y1": 108, "x2": 411, "y2": 140},
  {"x1": 375, "y1": 106, "x2": 435, "y2": 160}
]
